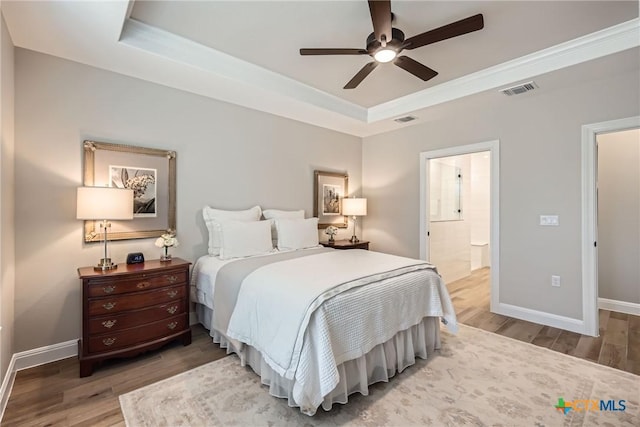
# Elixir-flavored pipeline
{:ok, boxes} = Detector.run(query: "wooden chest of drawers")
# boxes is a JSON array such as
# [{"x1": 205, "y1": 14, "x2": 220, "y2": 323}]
[{"x1": 77, "y1": 258, "x2": 192, "y2": 377}]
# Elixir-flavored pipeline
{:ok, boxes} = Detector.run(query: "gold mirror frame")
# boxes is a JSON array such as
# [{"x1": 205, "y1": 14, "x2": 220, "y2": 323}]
[{"x1": 82, "y1": 140, "x2": 176, "y2": 242}]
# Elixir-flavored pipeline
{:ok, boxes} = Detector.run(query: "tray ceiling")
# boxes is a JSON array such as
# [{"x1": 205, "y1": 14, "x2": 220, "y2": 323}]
[{"x1": 2, "y1": 1, "x2": 639, "y2": 136}]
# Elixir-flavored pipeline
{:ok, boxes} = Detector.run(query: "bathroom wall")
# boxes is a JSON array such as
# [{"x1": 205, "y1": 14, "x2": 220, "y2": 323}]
[
  {"x1": 469, "y1": 152, "x2": 491, "y2": 270},
  {"x1": 429, "y1": 154, "x2": 471, "y2": 283}
]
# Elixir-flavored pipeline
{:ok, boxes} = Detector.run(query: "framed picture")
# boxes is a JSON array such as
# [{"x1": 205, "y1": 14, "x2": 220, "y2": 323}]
[
  {"x1": 313, "y1": 170, "x2": 348, "y2": 229},
  {"x1": 109, "y1": 165, "x2": 157, "y2": 218},
  {"x1": 82, "y1": 140, "x2": 176, "y2": 242}
]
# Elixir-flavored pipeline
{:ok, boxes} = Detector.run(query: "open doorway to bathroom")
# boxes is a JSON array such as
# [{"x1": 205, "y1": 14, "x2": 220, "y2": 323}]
[{"x1": 419, "y1": 140, "x2": 500, "y2": 325}]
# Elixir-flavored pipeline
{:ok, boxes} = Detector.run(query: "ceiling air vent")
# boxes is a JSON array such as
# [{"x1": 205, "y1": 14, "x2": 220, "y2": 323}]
[
  {"x1": 394, "y1": 115, "x2": 417, "y2": 123},
  {"x1": 499, "y1": 81, "x2": 538, "y2": 96}
]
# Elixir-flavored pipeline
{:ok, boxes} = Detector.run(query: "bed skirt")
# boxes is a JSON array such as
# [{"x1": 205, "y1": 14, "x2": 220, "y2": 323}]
[{"x1": 196, "y1": 303, "x2": 441, "y2": 415}]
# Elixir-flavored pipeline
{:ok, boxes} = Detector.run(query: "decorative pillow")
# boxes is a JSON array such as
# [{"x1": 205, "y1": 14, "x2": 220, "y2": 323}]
[
  {"x1": 217, "y1": 220, "x2": 273, "y2": 260},
  {"x1": 202, "y1": 205, "x2": 262, "y2": 255},
  {"x1": 262, "y1": 209, "x2": 305, "y2": 244},
  {"x1": 275, "y1": 217, "x2": 319, "y2": 251}
]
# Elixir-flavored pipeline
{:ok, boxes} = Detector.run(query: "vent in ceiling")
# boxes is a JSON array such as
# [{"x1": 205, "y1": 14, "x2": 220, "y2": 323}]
[
  {"x1": 499, "y1": 81, "x2": 538, "y2": 96},
  {"x1": 394, "y1": 115, "x2": 417, "y2": 123}
]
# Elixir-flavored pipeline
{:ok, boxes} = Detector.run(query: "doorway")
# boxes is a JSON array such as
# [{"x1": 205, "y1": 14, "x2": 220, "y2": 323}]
[
  {"x1": 419, "y1": 140, "x2": 500, "y2": 313},
  {"x1": 596, "y1": 129, "x2": 640, "y2": 315},
  {"x1": 582, "y1": 116, "x2": 640, "y2": 337}
]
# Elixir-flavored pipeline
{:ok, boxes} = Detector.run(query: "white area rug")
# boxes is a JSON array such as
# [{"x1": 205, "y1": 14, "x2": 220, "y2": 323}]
[{"x1": 119, "y1": 325, "x2": 638, "y2": 426}]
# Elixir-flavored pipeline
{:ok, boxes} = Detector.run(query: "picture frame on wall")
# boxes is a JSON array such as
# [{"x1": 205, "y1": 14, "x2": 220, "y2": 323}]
[
  {"x1": 313, "y1": 170, "x2": 348, "y2": 229},
  {"x1": 82, "y1": 140, "x2": 176, "y2": 242}
]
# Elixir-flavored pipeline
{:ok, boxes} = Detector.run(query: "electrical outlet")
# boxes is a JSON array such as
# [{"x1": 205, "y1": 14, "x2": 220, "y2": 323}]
[
  {"x1": 551, "y1": 275, "x2": 561, "y2": 287},
  {"x1": 540, "y1": 215, "x2": 559, "y2": 226}
]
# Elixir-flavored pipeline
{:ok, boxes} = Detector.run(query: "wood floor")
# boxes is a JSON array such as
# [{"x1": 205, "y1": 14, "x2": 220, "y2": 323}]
[
  {"x1": 449, "y1": 267, "x2": 640, "y2": 375},
  {"x1": 3, "y1": 268, "x2": 638, "y2": 425},
  {"x1": 2, "y1": 326, "x2": 228, "y2": 426}
]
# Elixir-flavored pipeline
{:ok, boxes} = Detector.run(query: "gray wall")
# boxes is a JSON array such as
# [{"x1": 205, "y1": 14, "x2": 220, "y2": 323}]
[
  {"x1": 597, "y1": 129, "x2": 640, "y2": 304},
  {"x1": 0, "y1": 12, "x2": 15, "y2": 381},
  {"x1": 362, "y1": 63, "x2": 639, "y2": 320},
  {"x1": 14, "y1": 49, "x2": 361, "y2": 352}
]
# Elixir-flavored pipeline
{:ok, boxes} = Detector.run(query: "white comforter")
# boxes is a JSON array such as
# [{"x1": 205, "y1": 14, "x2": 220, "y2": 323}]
[{"x1": 224, "y1": 249, "x2": 456, "y2": 413}]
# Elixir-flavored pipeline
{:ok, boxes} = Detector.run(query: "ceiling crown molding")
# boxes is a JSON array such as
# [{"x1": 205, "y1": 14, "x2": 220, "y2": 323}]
[
  {"x1": 120, "y1": 16, "x2": 638, "y2": 135},
  {"x1": 120, "y1": 18, "x2": 368, "y2": 122},
  {"x1": 368, "y1": 18, "x2": 640, "y2": 123}
]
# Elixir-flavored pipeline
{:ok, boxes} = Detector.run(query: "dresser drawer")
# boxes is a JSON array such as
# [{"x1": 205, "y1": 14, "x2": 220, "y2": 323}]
[
  {"x1": 86, "y1": 270, "x2": 187, "y2": 297},
  {"x1": 88, "y1": 314, "x2": 187, "y2": 354},
  {"x1": 78, "y1": 258, "x2": 192, "y2": 377},
  {"x1": 88, "y1": 285, "x2": 185, "y2": 316},
  {"x1": 88, "y1": 299, "x2": 186, "y2": 334}
]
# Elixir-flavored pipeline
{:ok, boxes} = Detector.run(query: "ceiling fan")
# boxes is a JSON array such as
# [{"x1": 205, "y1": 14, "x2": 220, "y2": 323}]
[{"x1": 299, "y1": 0, "x2": 484, "y2": 89}]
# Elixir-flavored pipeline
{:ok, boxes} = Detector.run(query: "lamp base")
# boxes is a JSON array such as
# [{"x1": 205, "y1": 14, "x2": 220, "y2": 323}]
[
  {"x1": 350, "y1": 236, "x2": 360, "y2": 243},
  {"x1": 94, "y1": 258, "x2": 117, "y2": 272}
]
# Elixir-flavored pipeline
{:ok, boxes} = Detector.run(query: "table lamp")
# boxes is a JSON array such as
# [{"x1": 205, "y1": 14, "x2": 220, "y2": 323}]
[
  {"x1": 342, "y1": 197, "x2": 367, "y2": 243},
  {"x1": 77, "y1": 187, "x2": 134, "y2": 271}
]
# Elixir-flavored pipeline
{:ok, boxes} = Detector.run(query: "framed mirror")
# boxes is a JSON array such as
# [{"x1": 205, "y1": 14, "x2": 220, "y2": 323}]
[
  {"x1": 313, "y1": 170, "x2": 349, "y2": 229},
  {"x1": 82, "y1": 140, "x2": 176, "y2": 242}
]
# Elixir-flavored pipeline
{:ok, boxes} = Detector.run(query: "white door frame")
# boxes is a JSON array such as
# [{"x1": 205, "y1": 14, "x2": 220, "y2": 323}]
[
  {"x1": 419, "y1": 140, "x2": 500, "y2": 312},
  {"x1": 581, "y1": 116, "x2": 640, "y2": 337}
]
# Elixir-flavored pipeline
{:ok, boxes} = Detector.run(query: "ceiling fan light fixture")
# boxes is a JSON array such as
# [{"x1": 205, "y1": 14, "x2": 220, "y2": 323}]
[{"x1": 374, "y1": 48, "x2": 397, "y2": 63}]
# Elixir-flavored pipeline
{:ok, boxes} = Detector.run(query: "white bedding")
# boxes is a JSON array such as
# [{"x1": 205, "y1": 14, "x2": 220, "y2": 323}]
[
  {"x1": 192, "y1": 249, "x2": 456, "y2": 415},
  {"x1": 190, "y1": 253, "x2": 232, "y2": 309},
  {"x1": 190, "y1": 247, "x2": 321, "y2": 309},
  {"x1": 226, "y1": 250, "x2": 452, "y2": 379}
]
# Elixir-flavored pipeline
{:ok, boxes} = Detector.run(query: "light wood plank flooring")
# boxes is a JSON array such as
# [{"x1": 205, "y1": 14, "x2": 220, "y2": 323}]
[
  {"x1": 449, "y1": 267, "x2": 640, "y2": 375},
  {"x1": 3, "y1": 269, "x2": 638, "y2": 425}
]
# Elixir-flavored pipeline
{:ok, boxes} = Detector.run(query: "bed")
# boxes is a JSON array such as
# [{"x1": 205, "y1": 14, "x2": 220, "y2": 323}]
[{"x1": 192, "y1": 206, "x2": 457, "y2": 415}]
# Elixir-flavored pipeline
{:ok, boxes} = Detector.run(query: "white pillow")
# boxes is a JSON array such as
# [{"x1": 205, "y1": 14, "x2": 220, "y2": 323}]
[
  {"x1": 218, "y1": 220, "x2": 273, "y2": 260},
  {"x1": 203, "y1": 205, "x2": 262, "y2": 255},
  {"x1": 263, "y1": 209, "x2": 305, "y2": 243},
  {"x1": 275, "y1": 217, "x2": 320, "y2": 251}
]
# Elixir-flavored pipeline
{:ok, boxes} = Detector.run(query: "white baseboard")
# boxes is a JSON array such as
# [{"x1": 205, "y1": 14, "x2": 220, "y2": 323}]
[
  {"x1": 0, "y1": 355, "x2": 16, "y2": 422},
  {"x1": 598, "y1": 298, "x2": 640, "y2": 316},
  {"x1": 494, "y1": 302, "x2": 590, "y2": 336},
  {"x1": 13, "y1": 339, "x2": 78, "y2": 372},
  {"x1": 0, "y1": 340, "x2": 78, "y2": 422}
]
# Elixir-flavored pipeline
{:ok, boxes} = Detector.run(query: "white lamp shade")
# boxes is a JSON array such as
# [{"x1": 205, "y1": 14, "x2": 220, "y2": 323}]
[
  {"x1": 76, "y1": 187, "x2": 134, "y2": 220},
  {"x1": 342, "y1": 198, "x2": 367, "y2": 216}
]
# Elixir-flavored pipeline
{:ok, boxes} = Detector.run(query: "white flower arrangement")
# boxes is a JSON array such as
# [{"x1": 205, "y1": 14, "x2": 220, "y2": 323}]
[
  {"x1": 125, "y1": 174, "x2": 156, "y2": 199},
  {"x1": 324, "y1": 226, "x2": 338, "y2": 241},
  {"x1": 155, "y1": 233, "x2": 179, "y2": 248}
]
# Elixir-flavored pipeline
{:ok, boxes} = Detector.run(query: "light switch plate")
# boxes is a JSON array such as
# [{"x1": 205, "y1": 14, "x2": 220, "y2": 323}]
[{"x1": 540, "y1": 215, "x2": 559, "y2": 226}]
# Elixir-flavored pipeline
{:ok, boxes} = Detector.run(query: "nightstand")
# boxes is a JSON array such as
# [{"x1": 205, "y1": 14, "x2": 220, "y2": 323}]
[
  {"x1": 77, "y1": 258, "x2": 192, "y2": 377},
  {"x1": 320, "y1": 239, "x2": 370, "y2": 250}
]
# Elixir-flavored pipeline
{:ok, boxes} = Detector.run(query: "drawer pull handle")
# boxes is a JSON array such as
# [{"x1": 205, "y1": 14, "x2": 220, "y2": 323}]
[
  {"x1": 167, "y1": 306, "x2": 178, "y2": 314},
  {"x1": 136, "y1": 281, "x2": 151, "y2": 289},
  {"x1": 102, "y1": 285, "x2": 116, "y2": 294},
  {"x1": 102, "y1": 302, "x2": 116, "y2": 310},
  {"x1": 167, "y1": 290, "x2": 178, "y2": 298},
  {"x1": 165, "y1": 275, "x2": 178, "y2": 283},
  {"x1": 101, "y1": 320, "x2": 117, "y2": 329},
  {"x1": 102, "y1": 337, "x2": 116, "y2": 346},
  {"x1": 167, "y1": 322, "x2": 178, "y2": 330}
]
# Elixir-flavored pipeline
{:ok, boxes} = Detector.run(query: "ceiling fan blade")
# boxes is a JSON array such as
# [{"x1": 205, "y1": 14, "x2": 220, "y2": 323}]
[
  {"x1": 344, "y1": 62, "x2": 379, "y2": 89},
  {"x1": 368, "y1": 0, "x2": 392, "y2": 44},
  {"x1": 394, "y1": 56, "x2": 438, "y2": 81},
  {"x1": 404, "y1": 14, "x2": 484, "y2": 50},
  {"x1": 300, "y1": 48, "x2": 368, "y2": 55}
]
